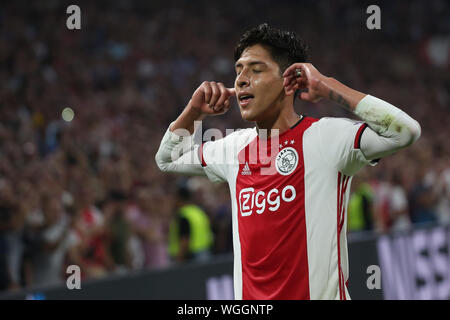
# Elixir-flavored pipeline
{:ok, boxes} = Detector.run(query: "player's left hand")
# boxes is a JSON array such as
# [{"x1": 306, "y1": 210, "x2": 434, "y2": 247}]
[{"x1": 283, "y1": 63, "x2": 326, "y2": 103}]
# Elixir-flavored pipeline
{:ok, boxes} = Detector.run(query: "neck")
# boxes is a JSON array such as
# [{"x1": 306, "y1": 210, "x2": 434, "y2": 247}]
[{"x1": 255, "y1": 100, "x2": 300, "y2": 138}]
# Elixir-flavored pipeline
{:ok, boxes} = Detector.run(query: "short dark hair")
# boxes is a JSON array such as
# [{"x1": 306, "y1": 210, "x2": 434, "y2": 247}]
[{"x1": 234, "y1": 23, "x2": 309, "y2": 75}]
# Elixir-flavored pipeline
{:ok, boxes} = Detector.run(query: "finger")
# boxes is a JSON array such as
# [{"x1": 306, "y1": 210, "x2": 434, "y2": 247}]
[
  {"x1": 284, "y1": 84, "x2": 294, "y2": 94},
  {"x1": 285, "y1": 87, "x2": 294, "y2": 96},
  {"x1": 215, "y1": 97, "x2": 231, "y2": 114},
  {"x1": 285, "y1": 87, "x2": 299, "y2": 96},
  {"x1": 285, "y1": 83, "x2": 298, "y2": 96},
  {"x1": 282, "y1": 65, "x2": 297, "y2": 78},
  {"x1": 227, "y1": 88, "x2": 236, "y2": 96},
  {"x1": 283, "y1": 72, "x2": 297, "y2": 81},
  {"x1": 209, "y1": 82, "x2": 220, "y2": 109},
  {"x1": 283, "y1": 72, "x2": 295, "y2": 80},
  {"x1": 214, "y1": 83, "x2": 228, "y2": 110},
  {"x1": 297, "y1": 77, "x2": 308, "y2": 88},
  {"x1": 284, "y1": 77, "x2": 299, "y2": 89},
  {"x1": 289, "y1": 64, "x2": 311, "y2": 82},
  {"x1": 283, "y1": 63, "x2": 304, "y2": 77},
  {"x1": 202, "y1": 82, "x2": 212, "y2": 104},
  {"x1": 284, "y1": 79, "x2": 297, "y2": 91},
  {"x1": 300, "y1": 91, "x2": 313, "y2": 101},
  {"x1": 222, "y1": 99, "x2": 230, "y2": 110},
  {"x1": 286, "y1": 79, "x2": 300, "y2": 90},
  {"x1": 219, "y1": 98, "x2": 231, "y2": 113},
  {"x1": 283, "y1": 74, "x2": 296, "y2": 86},
  {"x1": 286, "y1": 76, "x2": 308, "y2": 93},
  {"x1": 299, "y1": 64, "x2": 312, "y2": 79},
  {"x1": 284, "y1": 74, "x2": 305, "y2": 88},
  {"x1": 283, "y1": 75, "x2": 295, "y2": 87}
]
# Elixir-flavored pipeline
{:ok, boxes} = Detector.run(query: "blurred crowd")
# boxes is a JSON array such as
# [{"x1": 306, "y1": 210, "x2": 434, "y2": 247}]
[{"x1": 0, "y1": 0, "x2": 449, "y2": 292}]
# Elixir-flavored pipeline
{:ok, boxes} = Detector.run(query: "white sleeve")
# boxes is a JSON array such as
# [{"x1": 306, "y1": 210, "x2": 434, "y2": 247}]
[
  {"x1": 199, "y1": 138, "x2": 229, "y2": 184},
  {"x1": 155, "y1": 123, "x2": 229, "y2": 183},
  {"x1": 155, "y1": 124, "x2": 206, "y2": 176},
  {"x1": 318, "y1": 117, "x2": 377, "y2": 176},
  {"x1": 355, "y1": 95, "x2": 421, "y2": 160}
]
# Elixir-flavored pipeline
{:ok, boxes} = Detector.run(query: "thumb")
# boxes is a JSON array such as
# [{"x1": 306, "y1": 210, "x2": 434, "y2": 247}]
[{"x1": 227, "y1": 88, "x2": 236, "y2": 96}]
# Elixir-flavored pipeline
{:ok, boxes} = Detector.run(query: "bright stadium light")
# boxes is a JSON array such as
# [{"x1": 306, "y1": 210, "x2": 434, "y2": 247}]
[{"x1": 62, "y1": 107, "x2": 75, "y2": 122}]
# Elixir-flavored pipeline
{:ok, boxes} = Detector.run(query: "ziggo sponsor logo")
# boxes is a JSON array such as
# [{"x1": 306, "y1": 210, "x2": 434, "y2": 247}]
[{"x1": 239, "y1": 185, "x2": 296, "y2": 216}]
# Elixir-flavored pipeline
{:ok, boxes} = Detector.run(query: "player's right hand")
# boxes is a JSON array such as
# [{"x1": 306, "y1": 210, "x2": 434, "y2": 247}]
[{"x1": 189, "y1": 81, "x2": 236, "y2": 116}]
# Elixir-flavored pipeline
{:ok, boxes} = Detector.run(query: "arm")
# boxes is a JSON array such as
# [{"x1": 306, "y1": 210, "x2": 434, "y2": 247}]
[
  {"x1": 155, "y1": 81, "x2": 235, "y2": 174},
  {"x1": 283, "y1": 63, "x2": 421, "y2": 160}
]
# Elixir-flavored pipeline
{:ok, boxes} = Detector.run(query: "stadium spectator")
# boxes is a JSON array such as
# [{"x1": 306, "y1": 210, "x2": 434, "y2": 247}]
[
  {"x1": 388, "y1": 172, "x2": 411, "y2": 232},
  {"x1": 24, "y1": 194, "x2": 77, "y2": 287},
  {"x1": 126, "y1": 185, "x2": 170, "y2": 269},
  {"x1": 68, "y1": 186, "x2": 114, "y2": 278},
  {"x1": 425, "y1": 158, "x2": 450, "y2": 225},
  {"x1": 409, "y1": 164, "x2": 439, "y2": 224},
  {"x1": 168, "y1": 180, "x2": 213, "y2": 263},
  {"x1": 103, "y1": 190, "x2": 133, "y2": 272},
  {"x1": 348, "y1": 171, "x2": 374, "y2": 232},
  {"x1": 209, "y1": 184, "x2": 233, "y2": 255}
]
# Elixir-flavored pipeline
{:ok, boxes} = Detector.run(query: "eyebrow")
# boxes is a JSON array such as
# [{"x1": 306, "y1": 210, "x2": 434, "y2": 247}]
[{"x1": 235, "y1": 61, "x2": 267, "y2": 69}]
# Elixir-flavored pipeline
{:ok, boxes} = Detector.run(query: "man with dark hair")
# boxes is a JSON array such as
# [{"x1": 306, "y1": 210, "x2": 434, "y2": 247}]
[
  {"x1": 234, "y1": 23, "x2": 308, "y2": 101},
  {"x1": 156, "y1": 23, "x2": 421, "y2": 299}
]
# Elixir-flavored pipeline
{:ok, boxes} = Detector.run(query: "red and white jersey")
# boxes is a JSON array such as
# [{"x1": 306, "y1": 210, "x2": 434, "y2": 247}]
[{"x1": 199, "y1": 116, "x2": 375, "y2": 300}]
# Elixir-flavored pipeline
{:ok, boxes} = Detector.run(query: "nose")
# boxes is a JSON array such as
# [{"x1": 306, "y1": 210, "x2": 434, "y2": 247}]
[{"x1": 236, "y1": 71, "x2": 250, "y2": 88}]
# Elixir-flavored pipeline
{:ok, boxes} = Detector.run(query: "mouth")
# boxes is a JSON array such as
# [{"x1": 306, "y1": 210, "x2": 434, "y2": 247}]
[{"x1": 238, "y1": 93, "x2": 255, "y2": 107}]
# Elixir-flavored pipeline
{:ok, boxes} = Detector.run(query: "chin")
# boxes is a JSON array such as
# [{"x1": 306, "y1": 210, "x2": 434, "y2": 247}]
[{"x1": 240, "y1": 110, "x2": 258, "y2": 122}]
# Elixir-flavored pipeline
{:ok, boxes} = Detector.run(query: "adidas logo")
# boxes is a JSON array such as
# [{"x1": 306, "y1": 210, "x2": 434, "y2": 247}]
[{"x1": 241, "y1": 162, "x2": 252, "y2": 175}]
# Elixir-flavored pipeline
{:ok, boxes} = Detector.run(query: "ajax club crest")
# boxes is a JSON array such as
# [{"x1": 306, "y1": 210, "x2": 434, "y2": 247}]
[{"x1": 275, "y1": 147, "x2": 299, "y2": 176}]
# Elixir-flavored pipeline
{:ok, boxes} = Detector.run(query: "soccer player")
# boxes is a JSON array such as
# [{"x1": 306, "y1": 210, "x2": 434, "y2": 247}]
[{"x1": 155, "y1": 24, "x2": 421, "y2": 300}]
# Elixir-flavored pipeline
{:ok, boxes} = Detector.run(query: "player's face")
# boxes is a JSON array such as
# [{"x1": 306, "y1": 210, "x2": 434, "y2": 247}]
[{"x1": 234, "y1": 44, "x2": 285, "y2": 122}]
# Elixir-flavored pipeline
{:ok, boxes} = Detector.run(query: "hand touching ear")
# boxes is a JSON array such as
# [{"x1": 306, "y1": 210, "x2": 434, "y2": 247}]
[{"x1": 283, "y1": 63, "x2": 327, "y2": 103}]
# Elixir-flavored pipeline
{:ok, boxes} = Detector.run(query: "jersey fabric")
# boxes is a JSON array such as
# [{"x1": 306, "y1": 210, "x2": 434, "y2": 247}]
[{"x1": 199, "y1": 116, "x2": 375, "y2": 300}]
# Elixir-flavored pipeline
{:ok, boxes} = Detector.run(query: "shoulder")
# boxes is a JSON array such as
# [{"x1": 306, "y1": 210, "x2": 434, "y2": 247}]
[
  {"x1": 317, "y1": 116, "x2": 363, "y2": 127},
  {"x1": 312, "y1": 117, "x2": 365, "y2": 136},
  {"x1": 223, "y1": 127, "x2": 257, "y2": 142},
  {"x1": 302, "y1": 116, "x2": 368, "y2": 155},
  {"x1": 206, "y1": 127, "x2": 257, "y2": 149}
]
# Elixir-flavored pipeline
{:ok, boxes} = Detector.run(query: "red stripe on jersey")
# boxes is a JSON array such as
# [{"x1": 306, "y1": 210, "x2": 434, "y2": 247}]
[
  {"x1": 354, "y1": 123, "x2": 368, "y2": 149},
  {"x1": 340, "y1": 176, "x2": 349, "y2": 230},
  {"x1": 337, "y1": 173, "x2": 350, "y2": 300},
  {"x1": 236, "y1": 117, "x2": 318, "y2": 300},
  {"x1": 198, "y1": 142, "x2": 207, "y2": 167},
  {"x1": 342, "y1": 175, "x2": 350, "y2": 300}
]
